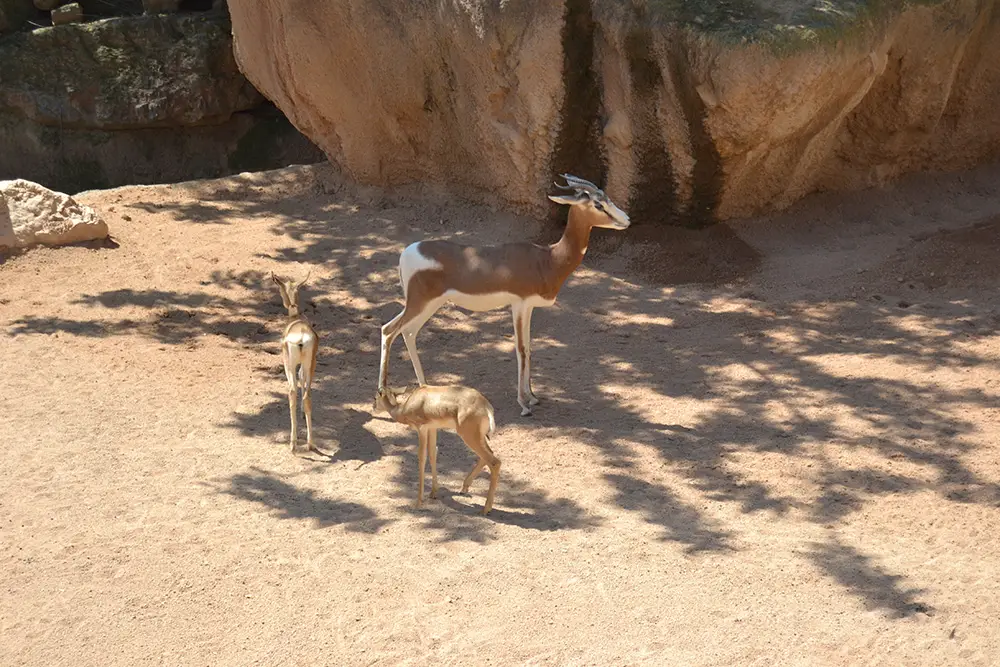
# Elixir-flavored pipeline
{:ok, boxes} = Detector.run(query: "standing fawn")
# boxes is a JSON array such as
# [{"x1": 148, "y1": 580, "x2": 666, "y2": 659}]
[
  {"x1": 271, "y1": 271, "x2": 318, "y2": 454},
  {"x1": 373, "y1": 384, "x2": 501, "y2": 515},
  {"x1": 378, "y1": 174, "x2": 630, "y2": 416}
]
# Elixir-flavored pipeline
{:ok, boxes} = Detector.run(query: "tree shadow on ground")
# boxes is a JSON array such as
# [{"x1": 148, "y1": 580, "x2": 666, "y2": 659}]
[
  {"x1": 807, "y1": 537, "x2": 932, "y2": 618},
  {"x1": 377, "y1": 425, "x2": 603, "y2": 543},
  {"x1": 9, "y1": 164, "x2": 1000, "y2": 617},
  {"x1": 210, "y1": 466, "x2": 390, "y2": 532}
]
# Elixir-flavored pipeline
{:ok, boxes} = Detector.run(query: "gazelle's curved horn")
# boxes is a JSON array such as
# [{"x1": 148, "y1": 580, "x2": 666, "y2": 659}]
[{"x1": 559, "y1": 174, "x2": 603, "y2": 193}]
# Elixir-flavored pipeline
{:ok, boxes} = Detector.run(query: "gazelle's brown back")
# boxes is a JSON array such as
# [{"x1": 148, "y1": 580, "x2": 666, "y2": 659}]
[{"x1": 392, "y1": 385, "x2": 492, "y2": 433}]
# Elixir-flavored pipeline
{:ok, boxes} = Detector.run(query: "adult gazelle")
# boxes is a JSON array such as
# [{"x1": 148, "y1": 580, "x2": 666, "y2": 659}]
[{"x1": 378, "y1": 175, "x2": 630, "y2": 416}]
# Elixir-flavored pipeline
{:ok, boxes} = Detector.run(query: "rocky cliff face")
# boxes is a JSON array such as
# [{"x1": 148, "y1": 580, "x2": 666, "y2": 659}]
[
  {"x1": 229, "y1": 0, "x2": 1000, "y2": 225},
  {"x1": 0, "y1": 12, "x2": 324, "y2": 193},
  {"x1": 230, "y1": 0, "x2": 566, "y2": 212}
]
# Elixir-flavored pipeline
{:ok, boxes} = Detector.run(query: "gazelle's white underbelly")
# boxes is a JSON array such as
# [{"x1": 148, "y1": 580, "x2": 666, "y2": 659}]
[{"x1": 444, "y1": 290, "x2": 555, "y2": 312}]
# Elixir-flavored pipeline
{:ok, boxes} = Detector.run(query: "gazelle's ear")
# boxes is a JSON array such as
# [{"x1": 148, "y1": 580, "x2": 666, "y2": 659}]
[{"x1": 548, "y1": 193, "x2": 589, "y2": 206}]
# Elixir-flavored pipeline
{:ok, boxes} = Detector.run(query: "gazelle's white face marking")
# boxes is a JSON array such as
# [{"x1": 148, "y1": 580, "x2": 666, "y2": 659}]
[
  {"x1": 399, "y1": 243, "x2": 443, "y2": 296},
  {"x1": 592, "y1": 198, "x2": 630, "y2": 230},
  {"x1": 549, "y1": 188, "x2": 630, "y2": 231}
]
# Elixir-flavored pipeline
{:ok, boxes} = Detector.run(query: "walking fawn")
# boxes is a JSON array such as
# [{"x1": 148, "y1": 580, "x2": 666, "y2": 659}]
[
  {"x1": 373, "y1": 384, "x2": 501, "y2": 515},
  {"x1": 271, "y1": 271, "x2": 318, "y2": 454}
]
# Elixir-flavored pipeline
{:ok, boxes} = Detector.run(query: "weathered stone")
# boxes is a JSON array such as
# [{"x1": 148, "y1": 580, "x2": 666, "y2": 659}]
[
  {"x1": 0, "y1": 193, "x2": 15, "y2": 248},
  {"x1": 229, "y1": 0, "x2": 1000, "y2": 224},
  {"x1": 0, "y1": 13, "x2": 323, "y2": 193},
  {"x1": 230, "y1": 0, "x2": 566, "y2": 213},
  {"x1": 0, "y1": 179, "x2": 108, "y2": 250},
  {"x1": 0, "y1": 14, "x2": 263, "y2": 129},
  {"x1": 51, "y1": 2, "x2": 83, "y2": 25},
  {"x1": 0, "y1": 106, "x2": 326, "y2": 193},
  {"x1": 0, "y1": 0, "x2": 32, "y2": 34}
]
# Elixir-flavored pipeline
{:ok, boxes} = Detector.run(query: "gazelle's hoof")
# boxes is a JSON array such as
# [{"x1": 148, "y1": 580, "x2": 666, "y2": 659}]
[
  {"x1": 481, "y1": 506, "x2": 492, "y2": 516},
  {"x1": 528, "y1": 395, "x2": 541, "y2": 407},
  {"x1": 519, "y1": 405, "x2": 533, "y2": 417}
]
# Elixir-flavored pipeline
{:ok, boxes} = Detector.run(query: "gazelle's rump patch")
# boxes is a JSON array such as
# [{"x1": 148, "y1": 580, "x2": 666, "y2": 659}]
[{"x1": 399, "y1": 242, "x2": 443, "y2": 298}]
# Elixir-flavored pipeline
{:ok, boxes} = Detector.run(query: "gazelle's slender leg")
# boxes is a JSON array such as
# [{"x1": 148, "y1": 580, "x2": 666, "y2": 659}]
[
  {"x1": 428, "y1": 428, "x2": 439, "y2": 499},
  {"x1": 380, "y1": 298, "x2": 443, "y2": 390},
  {"x1": 462, "y1": 458, "x2": 487, "y2": 493},
  {"x1": 416, "y1": 427, "x2": 428, "y2": 508},
  {"x1": 402, "y1": 330, "x2": 427, "y2": 386},
  {"x1": 301, "y1": 343, "x2": 316, "y2": 451},
  {"x1": 521, "y1": 306, "x2": 540, "y2": 406},
  {"x1": 282, "y1": 345, "x2": 298, "y2": 451},
  {"x1": 378, "y1": 311, "x2": 405, "y2": 392},
  {"x1": 458, "y1": 423, "x2": 501, "y2": 515},
  {"x1": 511, "y1": 303, "x2": 532, "y2": 416},
  {"x1": 402, "y1": 298, "x2": 445, "y2": 385},
  {"x1": 483, "y1": 457, "x2": 501, "y2": 515}
]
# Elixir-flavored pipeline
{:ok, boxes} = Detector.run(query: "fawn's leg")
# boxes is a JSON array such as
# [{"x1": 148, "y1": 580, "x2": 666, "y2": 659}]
[
  {"x1": 428, "y1": 428, "x2": 439, "y2": 499},
  {"x1": 301, "y1": 343, "x2": 317, "y2": 451},
  {"x1": 282, "y1": 345, "x2": 298, "y2": 451},
  {"x1": 416, "y1": 427, "x2": 428, "y2": 508}
]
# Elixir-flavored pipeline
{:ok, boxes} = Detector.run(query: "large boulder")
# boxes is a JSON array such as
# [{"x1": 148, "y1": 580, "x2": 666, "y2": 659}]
[
  {"x1": 0, "y1": 13, "x2": 324, "y2": 192},
  {"x1": 231, "y1": 0, "x2": 565, "y2": 213},
  {"x1": 0, "y1": 13, "x2": 262, "y2": 128},
  {"x1": 0, "y1": 179, "x2": 109, "y2": 250},
  {"x1": 229, "y1": 0, "x2": 1000, "y2": 224}
]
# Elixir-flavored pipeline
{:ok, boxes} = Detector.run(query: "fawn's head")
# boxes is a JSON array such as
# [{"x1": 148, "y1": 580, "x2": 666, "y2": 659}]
[
  {"x1": 270, "y1": 270, "x2": 311, "y2": 317},
  {"x1": 372, "y1": 386, "x2": 406, "y2": 414}
]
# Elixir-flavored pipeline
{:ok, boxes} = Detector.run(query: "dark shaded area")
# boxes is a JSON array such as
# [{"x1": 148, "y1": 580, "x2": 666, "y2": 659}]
[
  {"x1": 808, "y1": 538, "x2": 932, "y2": 617},
  {"x1": 227, "y1": 103, "x2": 326, "y2": 175},
  {"x1": 606, "y1": 473, "x2": 734, "y2": 552},
  {"x1": 548, "y1": 0, "x2": 608, "y2": 224},
  {"x1": 624, "y1": 22, "x2": 680, "y2": 226},
  {"x1": 586, "y1": 218, "x2": 761, "y2": 286},
  {"x1": 377, "y1": 430, "x2": 603, "y2": 543},
  {"x1": 214, "y1": 466, "x2": 389, "y2": 531},
  {"x1": 664, "y1": 39, "x2": 722, "y2": 227}
]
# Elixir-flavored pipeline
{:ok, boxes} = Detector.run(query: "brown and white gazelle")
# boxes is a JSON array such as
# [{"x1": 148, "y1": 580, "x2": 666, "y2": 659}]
[
  {"x1": 378, "y1": 174, "x2": 630, "y2": 416},
  {"x1": 271, "y1": 271, "x2": 318, "y2": 453}
]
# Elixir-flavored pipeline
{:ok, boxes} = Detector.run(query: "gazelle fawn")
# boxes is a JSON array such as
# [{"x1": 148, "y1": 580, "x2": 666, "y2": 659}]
[
  {"x1": 378, "y1": 174, "x2": 630, "y2": 416},
  {"x1": 373, "y1": 385, "x2": 501, "y2": 515},
  {"x1": 271, "y1": 271, "x2": 318, "y2": 454}
]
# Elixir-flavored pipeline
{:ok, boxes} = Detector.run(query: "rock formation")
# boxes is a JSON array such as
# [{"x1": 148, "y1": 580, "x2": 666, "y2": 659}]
[
  {"x1": 0, "y1": 11, "x2": 324, "y2": 193},
  {"x1": 0, "y1": 179, "x2": 109, "y2": 250},
  {"x1": 229, "y1": 0, "x2": 1000, "y2": 225}
]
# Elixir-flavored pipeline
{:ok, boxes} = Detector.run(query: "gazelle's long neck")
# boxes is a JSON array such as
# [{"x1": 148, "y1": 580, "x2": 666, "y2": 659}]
[
  {"x1": 551, "y1": 205, "x2": 593, "y2": 275},
  {"x1": 285, "y1": 307, "x2": 308, "y2": 331}
]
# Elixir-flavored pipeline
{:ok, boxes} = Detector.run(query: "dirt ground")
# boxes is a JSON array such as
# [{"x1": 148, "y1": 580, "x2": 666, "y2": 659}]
[{"x1": 2, "y1": 161, "x2": 999, "y2": 666}]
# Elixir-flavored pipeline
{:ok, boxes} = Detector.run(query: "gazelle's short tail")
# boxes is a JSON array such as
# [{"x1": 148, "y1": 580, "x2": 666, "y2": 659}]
[{"x1": 486, "y1": 403, "x2": 496, "y2": 440}]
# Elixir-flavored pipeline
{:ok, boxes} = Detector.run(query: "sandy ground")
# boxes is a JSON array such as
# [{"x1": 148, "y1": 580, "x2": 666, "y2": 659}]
[{"x1": 2, "y1": 162, "x2": 1000, "y2": 666}]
